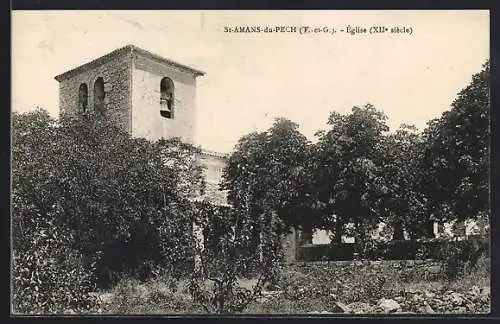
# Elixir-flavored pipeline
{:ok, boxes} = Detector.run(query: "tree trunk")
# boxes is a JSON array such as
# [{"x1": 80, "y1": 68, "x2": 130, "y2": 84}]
[
  {"x1": 297, "y1": 227, "x2": 312, "y2": 246},
  {"x1": 334, "y1": 221, "x2": 343, "y2": 245},
  {"x1": 303, "y1": 228, "x2": 313, "y2": 245},
  {"x1": 354, "y1": 221, "x2": 365, "y2": 259},
  {"x1": 392, "y1": 220, "x2": 405, "y2": 241}
]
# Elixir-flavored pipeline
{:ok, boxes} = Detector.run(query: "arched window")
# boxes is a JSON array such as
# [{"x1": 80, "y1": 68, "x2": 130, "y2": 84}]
[
  {"x1": 94, "y1": 77, "x2": 105, "y2": 113},
  {"x1": 78, "y1": 83, "x2": 88, "y2": 113},
  {"x1": 160, "y1": 77, "x2": 174, "y2": 119}
]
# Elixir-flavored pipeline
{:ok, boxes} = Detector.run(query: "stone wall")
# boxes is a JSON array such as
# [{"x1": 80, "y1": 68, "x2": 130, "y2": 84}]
[
  {"x1": 57, "y1": 54, "x2": 132, "y2": 132},
  {"x1": 196, "y1": 151, "x2": 228, "y2": 205},
  {"x1": 131, "y1": 53, "x2": 198, "y2": 144},
  {"x1": 295, "y1": 259, "x2": 441, "y2": 268}
]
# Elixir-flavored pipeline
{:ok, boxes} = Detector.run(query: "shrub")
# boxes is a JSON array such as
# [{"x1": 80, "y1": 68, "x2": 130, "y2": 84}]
[
  {"x1": 298, "y1": 243, "x2": 355, "y2": 261},
  {"x1": 361, "y1": 239, "x2": 388, "y2": 260},
  {"x1": 297, "y1": 236, "x2": 489, "y2": 262},
  {"x1": 187, "y1": 203, "x2": 282, "y2": 314},
  {"x1": 12, "y1": 218, "x2": 100, "y2": 314},
  {"x1": 439, "y1": 237, "x2": 489, "y2": 280}
]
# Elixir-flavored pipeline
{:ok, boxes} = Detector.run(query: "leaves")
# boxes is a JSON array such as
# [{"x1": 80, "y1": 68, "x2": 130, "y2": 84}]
[
  {"x1": 420, "y1": 61, "x2": 490, "y2": 221},
  {"x1": 313, "y1": 104, "x2": 389, "y2": 246},
  {"x1": 222, "y1": 118, "x2": 314, "y2": 232},
  {"x1": 12, "y1": 109, "x2": 205, "y2": 303}
]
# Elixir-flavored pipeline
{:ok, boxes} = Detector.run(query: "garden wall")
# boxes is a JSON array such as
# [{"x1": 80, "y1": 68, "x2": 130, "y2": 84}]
[{"x1": 297, "y1": 236, "x2": 489, "y2": 262}]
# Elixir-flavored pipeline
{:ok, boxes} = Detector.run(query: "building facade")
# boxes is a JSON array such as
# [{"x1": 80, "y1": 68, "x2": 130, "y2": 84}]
[{"x1": 55, "y1": 44, "x2": 203, "y2": 145}]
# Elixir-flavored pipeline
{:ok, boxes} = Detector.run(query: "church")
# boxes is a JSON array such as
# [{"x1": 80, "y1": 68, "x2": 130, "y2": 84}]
[
  {"x1": 53, "y1": 44, "x2": 303, "y2": 262},
  {"x1": 54, "y1": 44, "x2": 228, "y2": 206}
]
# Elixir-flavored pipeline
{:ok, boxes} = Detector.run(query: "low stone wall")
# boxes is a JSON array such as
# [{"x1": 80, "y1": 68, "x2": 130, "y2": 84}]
[
  {"x1": 296, "y1": 236, "x2": 489, "y2": 262},
  {"x1": 294, "y1": 259, "x2": 441, "y2": 268}
]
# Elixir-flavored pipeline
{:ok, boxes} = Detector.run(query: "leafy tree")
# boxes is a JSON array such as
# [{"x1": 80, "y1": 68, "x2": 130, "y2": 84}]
[
  {"x1": 221, "y1": 118, "x2": 314, "y2": 260},
  {"x1": 12, "y1": 109, "x2": 57, "y2": 254},
  {"x1": 12, "y1": 109, "x2": 99, "y2": 313},
  {"x1": 378, "y1": 124, "x2": 429, "y2": 240},
  {"x1": 12, "y1": 216, "x2": 99, "y2": 314},
  {"x1": 263, "y1": 118, "x2": 317, "y2": 231},
  {"x1": 12, "y1": 108, "x2": 204, "y2": 295},
  {"x1": 420, "y1": 61, "x2": 490, "y2": 224},
  {"x1": 313, "y1": 104, "x2": 389, "y2": 250},
  {"x1": 54, "y1": 112, "x2": 203, "y2": 281}
]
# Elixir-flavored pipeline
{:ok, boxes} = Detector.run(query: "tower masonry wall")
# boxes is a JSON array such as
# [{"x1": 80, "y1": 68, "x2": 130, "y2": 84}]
[
  {"x1": 57, "y1": 54, "x2": 132, "y2": 132},
  {"x1": 131, "y1": 53, "x2": 198, "y2": 144},
  {"x1": 196, "y1": 151, "x2": 228, "y2": 205}
]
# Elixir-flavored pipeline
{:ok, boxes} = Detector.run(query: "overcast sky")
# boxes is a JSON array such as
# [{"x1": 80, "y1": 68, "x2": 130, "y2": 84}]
[{"x1": 12, "y1": 10, "x2": 489, "y2": 153}]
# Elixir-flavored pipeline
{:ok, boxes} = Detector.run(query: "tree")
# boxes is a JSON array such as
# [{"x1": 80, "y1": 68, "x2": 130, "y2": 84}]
[
  {"x1": 221, "y1": 118, "x2": 314, "y2": 258},
  {"x1": 187, "y1": 119, "x2": 313, "y2": 313},
  {"x1": 263, "y1": 118, "x2": 317, "y2": 231},
  {"x1": 13, "y1": 107, "x2": 279, "y2": 314},
  {"x1": 313, "y1": 104, "x2": 389, "y2": 250},
  {"x1": 12, "y1": 109, "x2": 99, "y2": 313},
  {"x1": 12, "y1": 108, "x2": 58, "y2": 254},
  {"x1": 378, "y1": 124, "x2": 429, "y2": 240},
  {"x1": 420, "y1": 61, "x2": 490, "y2": 225},
  {"x1": 12, "y1": 108, "x2": 204, "y2": 295}
]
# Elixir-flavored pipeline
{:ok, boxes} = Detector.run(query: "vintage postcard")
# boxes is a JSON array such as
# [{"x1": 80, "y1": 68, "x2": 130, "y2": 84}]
[{"x1": 11, "y1": 10, "x2": 490, "y2": 315}]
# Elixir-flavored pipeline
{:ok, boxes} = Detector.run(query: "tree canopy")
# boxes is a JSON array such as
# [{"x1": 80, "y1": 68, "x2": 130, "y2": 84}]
[
  {"x1": 420, "y1": 60, "x2": 490, "y2": 223},
  {"x1": 12, "y1": 109, "x2": 204, "y2": 288},
  {"x1": 222, "y1": 60, "x2": 490, "y2": 248}
]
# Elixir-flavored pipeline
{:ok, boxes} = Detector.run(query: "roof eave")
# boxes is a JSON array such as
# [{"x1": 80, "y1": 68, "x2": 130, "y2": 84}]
[
  {"x1": 54, "y1": 44, "x2": 206, "y2": 83},
  {"x1": 131, "y1": 45, "x2": 205, "y2": 77}
]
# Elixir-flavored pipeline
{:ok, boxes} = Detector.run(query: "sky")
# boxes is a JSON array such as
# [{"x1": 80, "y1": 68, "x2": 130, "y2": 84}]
[{"x1": 12, "y1": 10, "x2": 489, "y2": 153}]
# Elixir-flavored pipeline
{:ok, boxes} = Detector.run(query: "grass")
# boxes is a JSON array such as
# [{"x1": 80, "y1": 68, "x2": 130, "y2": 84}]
[
  {"x1": 98, "y1": 276, "x2": 263, "y2": 314},
  {"x1": 98, "y1": 257, "x2": 490, "y2": 314}
]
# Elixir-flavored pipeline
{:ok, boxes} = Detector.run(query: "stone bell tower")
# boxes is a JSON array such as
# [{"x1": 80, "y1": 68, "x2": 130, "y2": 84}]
[{"x1": 54, "y1": 44, "x2": 205, "y2": 144}]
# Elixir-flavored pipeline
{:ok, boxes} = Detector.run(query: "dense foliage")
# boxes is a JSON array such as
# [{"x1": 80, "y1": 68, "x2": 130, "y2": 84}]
[
  {"x1": 12, "y1": 109, "x2": 282, "y2": 314},
  {"x1": 378, "y1": 124, "x2": 430, "y2": 239},
  {"x1": 420, "y1": 61, "x2": 490, "y2": 223},
  {"x1": 189, "y1": 201, "x2": 280, "y2": 313},
  {"x1": 12, "y1": 109, "x2": 204, "y2": 312},
  {"x1": 312, "y1": 104, "x2": 389, "y2": 251},
  {"x1": 221, "y1": 118, "x2": 314, "y2": 261},
  {"x1": 222, "y1": 60, "x2": 489, "y2": 254}
]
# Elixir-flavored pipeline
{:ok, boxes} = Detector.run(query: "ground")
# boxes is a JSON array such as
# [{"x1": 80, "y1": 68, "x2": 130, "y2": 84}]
[{"x1": 95, "y1": 257, "x2": 490, "y2": 315}]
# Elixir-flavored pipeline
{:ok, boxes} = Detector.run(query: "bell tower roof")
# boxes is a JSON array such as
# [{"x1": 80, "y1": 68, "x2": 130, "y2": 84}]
[{"x1": 55, "y1": 44, "x2": 205, "y2": 82}]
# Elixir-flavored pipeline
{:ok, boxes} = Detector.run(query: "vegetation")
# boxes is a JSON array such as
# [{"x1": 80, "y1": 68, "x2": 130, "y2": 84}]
[
  {"x1": 11, "y1": 61, "x2": 489, "y2": 314},
  {"x1": 98, "y1": 258, "x2": 490, "y2": 314},
  {"x1": 311, "y1": 104, "x2": 389, "y2": 252},
  {"x1": 419, "y1": 61, "x2": 490, "y2": 224}
]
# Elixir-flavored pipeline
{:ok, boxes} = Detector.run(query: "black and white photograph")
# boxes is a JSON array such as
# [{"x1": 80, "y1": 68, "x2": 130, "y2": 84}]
[{"x1": 11, "y1": 10, "x2": 490, "y2": 315}]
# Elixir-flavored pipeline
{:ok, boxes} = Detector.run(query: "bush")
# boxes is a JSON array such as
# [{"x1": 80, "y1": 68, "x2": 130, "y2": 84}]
[
  {"x1": 12, "y1": 218, "x2": 100, "y2": 314},
  {"x1": 439, "y1": 237, "x2": 489, "y2": 280},
  {"x1": 297, "y1": 236, "x2": 489, "y2": 262},
  {"x1": 186, "y1": 203, "x2": 282, "y2": 313}
]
